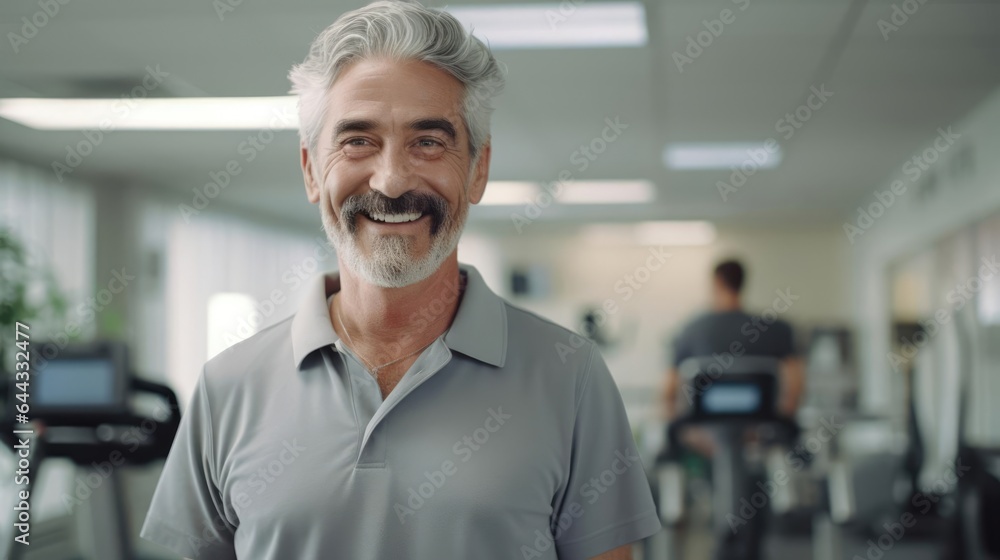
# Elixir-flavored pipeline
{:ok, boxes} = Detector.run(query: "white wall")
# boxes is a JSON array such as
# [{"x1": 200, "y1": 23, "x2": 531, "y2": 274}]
[{"x1": 849, "y1": 84, "x2": 1000, "y2": 438}]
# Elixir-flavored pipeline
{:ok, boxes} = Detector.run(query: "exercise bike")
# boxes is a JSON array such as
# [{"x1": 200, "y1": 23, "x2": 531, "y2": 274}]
[{"x1": 654, "y1": 356, "x2": 800, "y2": 560}]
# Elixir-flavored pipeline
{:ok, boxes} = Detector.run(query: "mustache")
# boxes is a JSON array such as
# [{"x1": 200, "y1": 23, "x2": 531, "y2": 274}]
[{"x1": 340, "y1": 190, "x2": 450, "y2": 235}]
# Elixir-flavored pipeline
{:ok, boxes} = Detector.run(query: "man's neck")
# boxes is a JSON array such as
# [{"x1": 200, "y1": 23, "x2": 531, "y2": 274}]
[
  {"x1": 333, "y1": 253, "x2": 465, "y2": 354},
  {"x1": 713, "y1": 296, "x2": 742, "y2": 312}
]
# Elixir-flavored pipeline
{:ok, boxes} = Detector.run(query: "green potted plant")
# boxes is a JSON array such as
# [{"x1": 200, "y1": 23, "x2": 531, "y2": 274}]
[{"x1": 0, "y1": 227, "x2": 67, "y2": 373}]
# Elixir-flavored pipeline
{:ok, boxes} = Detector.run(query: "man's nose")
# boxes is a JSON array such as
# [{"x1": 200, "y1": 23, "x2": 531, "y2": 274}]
[{"x1": 369, "y1": 147, "x2": 414, "y2": 199}]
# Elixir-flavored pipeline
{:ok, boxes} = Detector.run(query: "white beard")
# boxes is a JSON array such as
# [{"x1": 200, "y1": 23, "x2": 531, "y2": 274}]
[{"x1": 321, "y1": 196, "x2": 468, "y2": 288}]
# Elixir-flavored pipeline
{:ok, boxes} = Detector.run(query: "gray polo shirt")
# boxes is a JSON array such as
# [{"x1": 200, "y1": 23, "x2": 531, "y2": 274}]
[{"x1": 140, "y1": 264, "x2": 661, "y2": 559}]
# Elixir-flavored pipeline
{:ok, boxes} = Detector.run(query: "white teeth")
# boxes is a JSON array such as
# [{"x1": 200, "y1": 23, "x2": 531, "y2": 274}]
[{"x1": 369, "y1": 212, "x2": 422, "y2": 223}]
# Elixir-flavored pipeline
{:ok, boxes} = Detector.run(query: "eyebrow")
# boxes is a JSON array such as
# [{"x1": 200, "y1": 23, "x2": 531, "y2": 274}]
[
  {"x1": 407, "y1": 118, "x2": 457, "y2": 143},
  {"x1": 333, "y1": 119, "x2": 378, "y2": 139}
]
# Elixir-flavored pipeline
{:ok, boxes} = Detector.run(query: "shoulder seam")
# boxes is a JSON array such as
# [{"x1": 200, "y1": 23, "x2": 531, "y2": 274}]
[
  {"x1": 199, "y1": 365, "x2": 218, "y2": 486},
  {"x1": 199, "y1": 365, "x2": 236, "y2": 532}
]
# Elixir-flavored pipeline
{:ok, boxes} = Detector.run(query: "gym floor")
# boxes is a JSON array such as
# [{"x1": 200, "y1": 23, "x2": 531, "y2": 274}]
[{"x1": 650, "y1": 526, "x2": 943, "y2": 560}]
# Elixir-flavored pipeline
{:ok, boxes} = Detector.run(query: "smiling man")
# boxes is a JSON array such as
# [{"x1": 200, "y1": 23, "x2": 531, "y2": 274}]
[{"x1": 139, "y1": 2, "x2": 660, "y2": 559}]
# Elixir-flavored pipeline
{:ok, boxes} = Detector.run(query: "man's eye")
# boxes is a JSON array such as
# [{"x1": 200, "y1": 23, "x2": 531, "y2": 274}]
[
  {"x1": 416, "y1": 138, "x2": 445, "y2": 149},
  {"x1": 345, "y1": 138, "x2": 370, "y2": 147}
]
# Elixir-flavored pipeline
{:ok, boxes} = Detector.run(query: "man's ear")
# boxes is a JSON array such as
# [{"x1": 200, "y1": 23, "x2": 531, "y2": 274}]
[
  {"x1": 468, "y1": 141, "x2": 491, "y2": 205},
  {"x1": 300, "y1": 143, "x2": 320, "y2": 204}
]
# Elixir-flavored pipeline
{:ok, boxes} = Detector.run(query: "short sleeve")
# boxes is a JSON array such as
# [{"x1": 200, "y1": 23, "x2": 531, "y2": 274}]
[
  {"x1": 671, "y1": 327, "x2": 692, "y2": 368},
  {"x1": 550, "y1": 345, "x2": 662, "y2": 559},
  {"x1": 776, "y1": 320, "x2": 796, "y2": 359},
  {"x1": 672, "y1": 323, "x2": 696, "y2": 367},
  {"x1": 139, "y1": 369, "x2": 237, "y2": 560}
]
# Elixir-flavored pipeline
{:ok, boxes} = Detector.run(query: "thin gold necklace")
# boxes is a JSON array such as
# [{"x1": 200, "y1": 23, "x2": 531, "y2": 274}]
[{"x1": 334, "y1": 296, "x2": 437, "y2": 379}]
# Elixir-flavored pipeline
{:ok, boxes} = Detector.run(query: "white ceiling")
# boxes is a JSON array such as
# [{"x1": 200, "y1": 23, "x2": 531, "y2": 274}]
[{"x1": 1, "y1": 0, "x2": 998, "y2": 234}]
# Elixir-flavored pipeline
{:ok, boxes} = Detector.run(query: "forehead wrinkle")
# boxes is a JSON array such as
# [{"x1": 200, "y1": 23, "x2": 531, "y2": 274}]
[{"x1": 323, "y1": 60, "x2": 472, "y2": 152}]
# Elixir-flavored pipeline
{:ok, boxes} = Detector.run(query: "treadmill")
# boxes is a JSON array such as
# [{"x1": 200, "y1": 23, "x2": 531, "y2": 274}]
[{"x1": 0, "y1": 341, "x2": 180, "y2": 560}]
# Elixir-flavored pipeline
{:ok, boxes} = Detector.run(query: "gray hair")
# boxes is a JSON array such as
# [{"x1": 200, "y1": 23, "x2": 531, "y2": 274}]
[{"x1": 288, "y1": 0, "x2": 506, "y2": 159}]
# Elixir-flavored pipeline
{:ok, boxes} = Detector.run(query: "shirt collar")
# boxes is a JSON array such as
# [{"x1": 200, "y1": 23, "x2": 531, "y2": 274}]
[{"x1": 290, "y1": 263, "x2": 507, "y2": 370}]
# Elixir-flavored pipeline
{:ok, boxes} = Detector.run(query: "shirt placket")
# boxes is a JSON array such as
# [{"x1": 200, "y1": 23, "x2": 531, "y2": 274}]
[{"x1": 334, "y1": 337, "x2": 452, "y2": 467}]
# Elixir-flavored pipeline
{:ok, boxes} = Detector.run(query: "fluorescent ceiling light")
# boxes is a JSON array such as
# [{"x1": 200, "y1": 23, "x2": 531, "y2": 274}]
[
  {"x1": 480, "y1": 181, "x2": 538, "y2": 205},
  {"x1": 559, "y1": 180, "x2": 655, "y2": 204},
  {"x1": 0, "y1": 96, "x2": 299, "y2": 130},
  {"x1": 663, "y1": 143, "x2": 782, "y2": 170},
  {"x1": 581, "y1": 221, "x2": 716, "y2": 246},
  {"x1": 446, "y1": 3, "x2": 647, "y2": 49},
  {"x1": 479, "y1": 180, "x2": 654, "y2": 205}
]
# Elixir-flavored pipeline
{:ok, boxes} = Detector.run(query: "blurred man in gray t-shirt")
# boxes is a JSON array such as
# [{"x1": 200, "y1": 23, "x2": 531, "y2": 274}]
[
  {"x1": 660, "y1": 259, "x2": 804, "y2": 560},
  {"x1": 661, "y1": 259, "x2": 804, "y2": 422}
]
